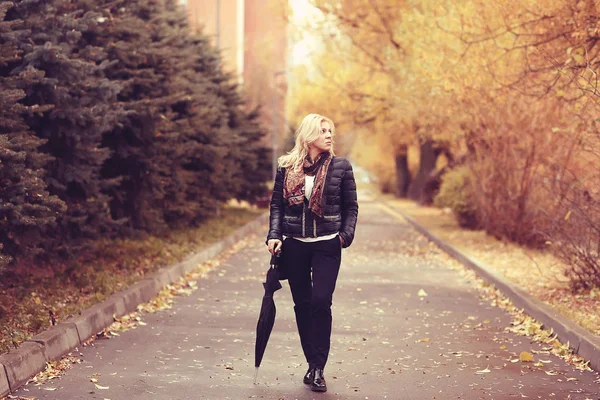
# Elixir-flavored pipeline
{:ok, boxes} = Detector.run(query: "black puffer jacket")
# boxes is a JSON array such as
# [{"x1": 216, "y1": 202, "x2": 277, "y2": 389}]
[{"x1": 266, "y1": 157, "x2": 358, "y2": 248}]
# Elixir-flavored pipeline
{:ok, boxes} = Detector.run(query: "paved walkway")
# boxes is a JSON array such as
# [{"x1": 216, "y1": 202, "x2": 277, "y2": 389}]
[{"x1": 13, "y1": 196, "x2": 599, "y2": 399}]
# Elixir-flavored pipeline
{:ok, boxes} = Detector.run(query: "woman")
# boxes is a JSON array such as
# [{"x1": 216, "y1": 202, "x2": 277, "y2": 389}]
[{"x1": 266, "y1": 113, "x2": 358, "y2": 393}]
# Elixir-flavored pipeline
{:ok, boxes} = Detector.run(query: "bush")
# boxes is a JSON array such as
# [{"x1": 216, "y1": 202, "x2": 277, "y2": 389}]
[
  {"x1": 461, "y1": 94, "x2": 559, "y2": 247},
  {"x1": 434, "y1": 166, "x2": 480, "y2": 229},
  {"x1": 540, "y1": 122, "x2": 600, "y2": 291}
]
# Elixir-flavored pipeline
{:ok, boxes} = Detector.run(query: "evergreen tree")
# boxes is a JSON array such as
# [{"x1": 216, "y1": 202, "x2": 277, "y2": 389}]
[
  {"x1": 6, "y1": 0, "x2": 124, "y2": 252},
  {"x1": 0, "y1": 0, "x2": 270, "y2": 267},
  {"x1": 74, "y1": 0, "x2": 193, "y2": 232},
  {"x1": 0, "y1": 1, "x2": 65, "y2": 272},
  {"x1": 161, "y1": 0, "x2": 270, "y2": 219},
  {"x1": 83, "y1": 0, "x2": 269, "y2": 231},
  {"x1": 226, "y1": 107, "x2": 272, "y2": 201},
  {"x1": 159, "y1": 3, "x2": 232, "y2": 225}
]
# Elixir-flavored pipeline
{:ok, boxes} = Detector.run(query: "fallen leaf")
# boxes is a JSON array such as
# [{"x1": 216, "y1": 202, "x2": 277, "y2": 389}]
[
  {"x1": 475, "y1": 367, "x2": 491, "y2": 374},
  {"x1": 418, "y1": 289, "x2": 428, "y2": 297},
  {"x1": 95, "y1": 384, "x2": 110, "y2": 390},
  {"x1": 519, "y1": 351, "x2": 534, "y2": 362}
]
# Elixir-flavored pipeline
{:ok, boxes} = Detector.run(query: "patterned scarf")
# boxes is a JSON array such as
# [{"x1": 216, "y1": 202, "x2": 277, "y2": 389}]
[{"x1": 283, "y1": 152, "x2": 332, "y2": 217}]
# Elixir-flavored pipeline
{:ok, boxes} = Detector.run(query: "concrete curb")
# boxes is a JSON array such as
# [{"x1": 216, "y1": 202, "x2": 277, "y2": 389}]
[
  {"x1": 0, "y1": 365, "x2": 9, "y2": 398},
  {"x1": 0, "y1": 211, "x2": 269, "y2": 397},
  {"x1": 0, "y1": 342, "x2": 46, "y2": 394},
  {"x1": 388, "y1": 203, "x2": 600, "y2": 372},
  {"x1": 26, "y1": 323, "x2": 80, "y2": 362}
]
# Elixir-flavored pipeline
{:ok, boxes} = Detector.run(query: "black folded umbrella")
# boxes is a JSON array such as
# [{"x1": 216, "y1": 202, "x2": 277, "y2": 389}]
[{"x1": 254, "y1": 252, "x2": 283, "y2": 383}]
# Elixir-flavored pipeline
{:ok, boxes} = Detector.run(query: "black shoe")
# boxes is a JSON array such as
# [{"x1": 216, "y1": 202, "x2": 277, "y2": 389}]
[
  {"x1": 311, "y1": 368, "x2": 327, "y2": 392},
  {"x1": 303, "y1": 367, "x2": 315, "y2": 384}
]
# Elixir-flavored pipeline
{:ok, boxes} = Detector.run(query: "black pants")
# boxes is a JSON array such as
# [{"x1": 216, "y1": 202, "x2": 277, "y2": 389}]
[{"x1": 282, "y1": 236, "x2": 342, "y2": 370}]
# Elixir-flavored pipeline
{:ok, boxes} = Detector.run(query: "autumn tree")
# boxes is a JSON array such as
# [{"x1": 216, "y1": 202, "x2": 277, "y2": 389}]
[
  {"x1": 290, "y1": 0, "x2": 473, "y2": 198},
  {"x1": 289, "y1": 0, "x2": 600, "y2": 287}
]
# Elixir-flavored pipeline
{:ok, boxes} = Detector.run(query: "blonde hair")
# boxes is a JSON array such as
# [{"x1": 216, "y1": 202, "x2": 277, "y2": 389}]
[{"x1": 278, "y1": 113, "x2": 336, "y2": 171}]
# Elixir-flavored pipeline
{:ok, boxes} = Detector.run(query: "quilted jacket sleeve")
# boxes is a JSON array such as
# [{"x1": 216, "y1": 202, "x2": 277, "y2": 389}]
[
  {"x1": 339, "y1": 160, "x2": 358, "y2": 248},
  {"x1": 266, "y1": 167, "x2": 285, "y2": 244}
]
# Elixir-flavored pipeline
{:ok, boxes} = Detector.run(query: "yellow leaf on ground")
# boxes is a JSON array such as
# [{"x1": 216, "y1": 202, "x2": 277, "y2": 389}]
[
  {"x1": 419, "y1": 338, "x2": 430, "y2": 343},
  {"x1": 418, "y1": 289, "x2": 428, "y2": 297},
  {"x1": 519, "y1": 351, "x2": 534, "y2": 362}
]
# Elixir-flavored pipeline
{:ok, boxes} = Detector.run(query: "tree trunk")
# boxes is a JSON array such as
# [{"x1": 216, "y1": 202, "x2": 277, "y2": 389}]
[
  {"x1": 408, "y1": 139, "x2": 440, "y2": 203},
  {"x1": 394, "y1": 149, "x2": 411, "y2": 198}
]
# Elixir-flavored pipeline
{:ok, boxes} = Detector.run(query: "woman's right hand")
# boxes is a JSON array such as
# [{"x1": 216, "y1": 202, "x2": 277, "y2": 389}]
[{"x1": 267, "y1": 239, "x2": 283, "y2": 255}]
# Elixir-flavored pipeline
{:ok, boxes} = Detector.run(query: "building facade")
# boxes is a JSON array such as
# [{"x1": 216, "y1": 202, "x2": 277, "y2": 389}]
[{"x1": 182, "y1": 0, "x2": 245, "y2": 82}]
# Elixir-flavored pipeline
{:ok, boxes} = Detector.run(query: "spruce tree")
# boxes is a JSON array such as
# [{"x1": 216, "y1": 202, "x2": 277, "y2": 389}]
[
  {"x1": 6, "y1": 0, "x2": 124, "y2": 251},
  {"x1": 74, "y1": 0, "x2": 191, "y2": 232},
  {"x1": 78, "y1": 0, "x2": 269, "y2": 231},
  {"x1": 161, "y1": 0, "x2": 270, "y2": 220},
  {"x1": 0, "y1": 1, "x2": 65, "y2": 272}
]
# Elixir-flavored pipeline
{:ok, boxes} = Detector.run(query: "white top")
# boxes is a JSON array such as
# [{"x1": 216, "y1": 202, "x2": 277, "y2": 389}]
[{"x1": 305, "y1": 175, "x2": 315, "y2": 200}]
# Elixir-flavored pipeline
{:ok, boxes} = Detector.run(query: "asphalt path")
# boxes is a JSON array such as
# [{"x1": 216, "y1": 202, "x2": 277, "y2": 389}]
[{"x1": 12, "y1": 194, "x2": 600, "y2": 399}]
